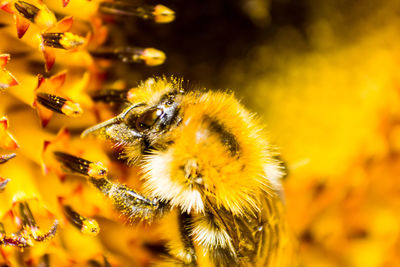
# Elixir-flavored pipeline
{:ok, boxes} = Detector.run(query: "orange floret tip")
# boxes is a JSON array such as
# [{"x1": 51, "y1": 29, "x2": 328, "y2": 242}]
[
  {"x1": 53, "y1": 16, "x2": 73, "y2": 32},
  {"x1": 35, "y1": 103, "x2": 53, "y2": 127},
  {"x1": 89, "y1": 18, "x2": 108, "y2": 47},
  {"x1": 0, "y1": 54, "x2": 19, "y2": 89},
  {"x1": 62, "y1": 0, "x2": 70, "y2": 8},
  {"x1": 0, "y1": 54, "x2": 10, "y2": 67},
  {"x1": 0, "y1": 117, "x2": 19, "y2": 150},
  {"x1": 41, "y1": 128, "x2": 70, "y2": 175},
  {"x1": 34, "y1": 71, "x2": 67, "y2": 102},
  {"x1": 42, "y1": 47, "x2": 56, "y2": 72},
  {"x1": 0, "y1": 117, "x2": 9, "y2": 130},
  {"x1": 0, "y1": 1, "x2": 13, "y2": 14},
  {"x1": 48, "y1": 71, "x2": 67, "y2": 89},
  {"x1": 15, "y1": 13, "x2": 30, "y2": 38},
  {"x1": 1, "y1": 2, "x2": 33, "y2": 39}
]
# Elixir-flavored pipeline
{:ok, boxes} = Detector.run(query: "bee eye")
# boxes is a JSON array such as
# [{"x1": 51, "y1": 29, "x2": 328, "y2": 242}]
[{"x1": 136, "y1": 108, "x2": 163, "y2": 132}]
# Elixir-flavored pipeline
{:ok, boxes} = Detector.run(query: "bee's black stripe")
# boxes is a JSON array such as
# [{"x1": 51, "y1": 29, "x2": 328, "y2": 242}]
[
  {"x1": 207, "y1": 118, "x2": 240, "y2": 157},
  {"x1": 198, "y1": 206, "x2": 240, "y2": 266},
  {"x1": 177, "y1": 211, "x2": 197, "y2": 265}
]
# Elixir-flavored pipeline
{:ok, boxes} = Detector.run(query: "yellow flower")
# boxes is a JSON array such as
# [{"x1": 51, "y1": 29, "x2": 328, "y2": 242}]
[{"x1": 0, "y1": 0, "x2": 175, "y2": 265}]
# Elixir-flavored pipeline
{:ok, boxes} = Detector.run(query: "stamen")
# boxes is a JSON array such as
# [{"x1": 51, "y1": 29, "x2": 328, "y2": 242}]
[
  {"x1": 62, "y1": 205, "x2": 99, "y2": 236},
  {"x1": 99, "y1": 2, "x2": 175, "y2": 23},
  {"x1": 17, "y1": 202, "x2": 58, "y2": 242},
  {"x1": 30, "y1": 220, "x2": 58, "y2": 242},
  {"x1": 14, "y1": 1, "x2": 40, "y2": 22},
  {"x1": 14, "y1": 1, "x2": 56, "y2": 28},
  {"x1": 36, "y1": 92, "x2": 83, "y2": 117},
  {"x1": 0, "y1": 178, "x2": 10, "y2": 192},
  {"x1": 18, "y1": 202, "x2": 38, "y2": 231},
  {"x1": 0, "y1": 153, "x2": 16, "y2": 164},
  {"x1": 53, "y1": 151, "x2": 108, "y2": 179},
  {"x1": 41, "y1": 32, "x2": 85, "y2": 50},
  {"x1": 91, "y1": 47, "x2": 166, "y2": 66},
  {"x1": 0, "y1": 233, "x2": 32, "y2": 248}
]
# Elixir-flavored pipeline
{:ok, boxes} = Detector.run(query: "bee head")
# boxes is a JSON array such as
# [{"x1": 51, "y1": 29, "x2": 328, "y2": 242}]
[{"x1": 81, "y1": 78, "x2": 184, "y2": 159}]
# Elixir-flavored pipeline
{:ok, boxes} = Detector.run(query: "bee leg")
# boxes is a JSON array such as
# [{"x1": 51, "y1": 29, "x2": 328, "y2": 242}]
[
  {"x1": 89, "y1": 177, "x2": 169, "y2": 222},
  {"x1": 54, "y1": 152, "x2": 169, "y2": 222}
]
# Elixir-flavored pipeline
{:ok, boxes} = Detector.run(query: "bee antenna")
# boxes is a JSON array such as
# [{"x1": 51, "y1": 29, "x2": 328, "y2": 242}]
[
  {"x1": 81, "y1": 104, "x2": 142, "y2": 138},
  {"x1": 80, "y1": 117, "x2": 119, "y2": 138},
  {"x1": 119, "y1": 104, "x2": 139, "y2": 119}
]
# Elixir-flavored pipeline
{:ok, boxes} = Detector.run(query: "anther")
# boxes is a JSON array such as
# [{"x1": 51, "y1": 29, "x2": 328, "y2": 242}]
[
  {"x1": 14, "y1": 1, "x2": 40, "y2": 22},
  {"x1": 62, "y1": 205, "x2": 99, "y2": 236},
  {"x1": 99, "y1": 2, "x2": 175, "y2": 23},
  {"x1": 41, "y1": 32, "x2": 85, "y2": 50},
  {"x1": 90, "y1": 47, "x2": 166, "y2": 66},
  {"x1": 54, "y1": 151, "x2": 108, "y2": 179},
  {"x1": 36, "y1": 92, "x2": 83, "y2": 117}
]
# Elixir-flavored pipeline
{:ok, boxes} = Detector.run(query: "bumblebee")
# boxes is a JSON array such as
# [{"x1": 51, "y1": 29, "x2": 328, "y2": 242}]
[{"x1": 63, "y1": 77, "x2": 291, "y2": 266}]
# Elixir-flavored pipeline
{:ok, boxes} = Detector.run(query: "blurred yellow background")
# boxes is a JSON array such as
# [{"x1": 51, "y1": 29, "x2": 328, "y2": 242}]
[{"x1": 227, "y1": 1, "x2": 400, "y2": 266}]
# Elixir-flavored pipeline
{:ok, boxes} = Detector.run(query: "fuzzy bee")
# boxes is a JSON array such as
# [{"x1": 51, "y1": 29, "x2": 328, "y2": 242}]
[{"x1": 57, "y1": 77, "x2": 291, "y2": 266}]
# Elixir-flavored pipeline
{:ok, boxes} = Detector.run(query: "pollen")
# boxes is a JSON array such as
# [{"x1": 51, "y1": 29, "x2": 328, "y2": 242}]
[
  {"x1": 61, "y1": 100, "x2": 83, "y2": 117},
  {"x1": 140, "y1": 48, "x2": 166, "y2": 66},
  {"x1": 152, "y1": 5, "x2": 175, "y2": 24},
  {"x1": 42, "y1": 32, "x2": 85, "y2": 50}
]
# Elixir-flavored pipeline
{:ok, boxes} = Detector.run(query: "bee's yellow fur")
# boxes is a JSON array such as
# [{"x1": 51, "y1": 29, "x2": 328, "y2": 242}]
[
  {"x1": 143, "y1": 88, "x2": 281, "y2": 215},
  {"x1": 82, "y1": 77, "x2": 292, "y2": 266}
]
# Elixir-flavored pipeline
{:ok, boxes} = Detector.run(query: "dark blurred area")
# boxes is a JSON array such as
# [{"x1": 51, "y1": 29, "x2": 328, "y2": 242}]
[{"x1": 104, "y1": 0, "x2": 309, "y2": 89}]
